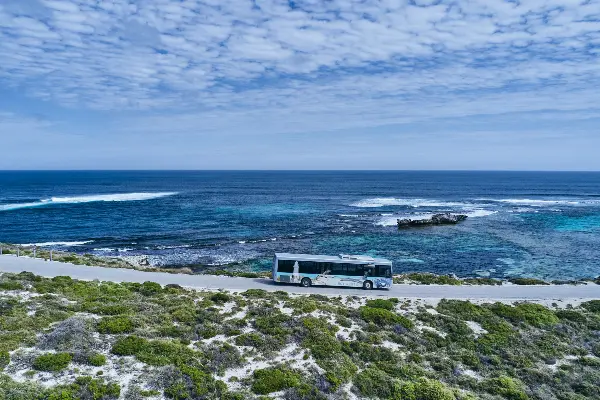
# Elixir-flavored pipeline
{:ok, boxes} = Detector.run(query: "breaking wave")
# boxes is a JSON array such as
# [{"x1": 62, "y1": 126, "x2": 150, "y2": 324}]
[
  {"x1": 351, "y1": 198, "x2": 470, "y2": 208},
  {"x1": 0, "y1": 192, "x2": 178, "y2": 211},
  {"x1": 19, "y1": 240, "x2": 94, "y2": 247},
  {"x1": 482, "y1": 198, "x2": 600, "y2": 207}
]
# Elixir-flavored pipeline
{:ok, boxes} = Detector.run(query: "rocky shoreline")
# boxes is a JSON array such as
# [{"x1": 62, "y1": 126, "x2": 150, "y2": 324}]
[{"x1": 397, "y1": 213, "x2": 468, "y2": 228}]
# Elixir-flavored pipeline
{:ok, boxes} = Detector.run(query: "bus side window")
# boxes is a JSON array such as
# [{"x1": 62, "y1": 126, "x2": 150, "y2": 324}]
[{"x1": 278, "y1": 260, "x2": 295, "y2": 273}]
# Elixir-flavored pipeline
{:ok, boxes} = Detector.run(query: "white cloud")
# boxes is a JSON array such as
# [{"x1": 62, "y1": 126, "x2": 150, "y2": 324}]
[{"x1": 0, "y1": 0, "x2": 598, "y2": 137}]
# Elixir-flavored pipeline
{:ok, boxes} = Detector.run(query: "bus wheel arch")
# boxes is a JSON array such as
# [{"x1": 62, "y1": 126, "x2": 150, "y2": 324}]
[
  {"x1": 300, "y1": 278, "x2": 312, "y2": 287},
  {"x1": 363, "y1": 280, "x2": 373, "y2": 290}
]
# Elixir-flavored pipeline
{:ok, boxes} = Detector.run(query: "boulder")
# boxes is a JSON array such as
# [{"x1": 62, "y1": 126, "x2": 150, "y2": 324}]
[{"x1": 397, "y1": 213, "x2": 468, "y2": 228}]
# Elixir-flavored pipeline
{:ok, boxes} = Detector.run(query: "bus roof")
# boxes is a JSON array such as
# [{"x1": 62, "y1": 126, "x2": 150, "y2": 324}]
[{"x1": 275, "y1": 253, "x2": 392, "y2": 265}]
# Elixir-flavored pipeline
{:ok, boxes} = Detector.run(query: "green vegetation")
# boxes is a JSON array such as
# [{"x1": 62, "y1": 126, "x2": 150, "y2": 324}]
[
  {"x1": 509, "y1": 277, "x2": 549, "y2": 285},
  {"x1": 86, "y1": 353, "x2": 106, "y2": 367},
  {"x1": 1, "y1": 271, "x2": 600, "y2": 400},
  {"x1": 360, "y1": 306, "x2": 413, "y2": 328},
  {"x1": 97, "y1": 316, "x2": 135, "y2": 334},
  {"x1": 33, "y1": 353, "x2": 73, "y2": 372},
  {"x1": 251, "y1": 366, "x2": 302, "y2": 394}
]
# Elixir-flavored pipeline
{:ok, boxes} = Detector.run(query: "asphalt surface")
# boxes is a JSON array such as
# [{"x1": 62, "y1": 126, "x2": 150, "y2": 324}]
[{"x1": 1, "y1": 255, "x2": 600, "y2": 300}]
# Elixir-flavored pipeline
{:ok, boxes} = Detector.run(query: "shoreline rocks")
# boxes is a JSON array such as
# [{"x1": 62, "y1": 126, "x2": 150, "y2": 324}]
[{"x1": 397, "y1": 213, "x2": 468, "y2": 228}]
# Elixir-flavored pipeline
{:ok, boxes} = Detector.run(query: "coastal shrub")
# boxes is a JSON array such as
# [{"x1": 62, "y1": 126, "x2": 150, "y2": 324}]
[
  {"x1": 201, "y1": 343, "x2": 244, "y2": 374},
  {"x1": 0, "y1": 375, "x2": 44, "y2": 399},
  {"x1": 508, "y1": 278, "x2": 549, "y2": 285},
  {"x1": 87, "y1": 353, "x2": 107, "y2": 367},
  {"x1": 376, "y1": 361, "x2": 426, "y2": 380},
  {"x1": 197, "y1": 323, "x2": 219, "y2": 339},
  {"x1": 0, "y1": 280, "x2": 24, "y2": 290},
  {"x1": 489, "y1": 303, "x2": 558, "y2": 326},
  {"x1": 366, "y1": 299, "x2": 396, "y2": 310},
  {"x1": 112, "y1": 336, "x2": 198, "y2": 367},
  {"x1": 336, "y1": 315, "x2": 352, "y2": 328},
  {"x1": 243, "y1": 289, "x2": 268, "y2": 298},
  {"x1": 48, "y1": 377, "x2": 121, "y2": 400},
  {"x1": 286, "y1": 298, "x2": 318, "y2": 314},
  {"x1": 111, "y1": 336, "x2": 147, "y2": 356},
  {"x1": 251, "y1": 366, "x2": 302, "y2": 394},
  {"x1": 481, "y1": 376, "x2": 528, "y2": 400},
  {"x1": 33, "y1": 352, "x2": 73, "y2": 372},
  {"x1": 0, "y1": 350, "x2": 9, "y2": 369},
  {"x1": 396, "y1": 377, "x2": 456, "y2": 400},
  {"x1": 354, "y1": 367, "x2": 395, "y2": 398},
  {"x1": 581, "y1": 300, "x2": 600, "y2": 313},
  {"x1": 210, "y1": 292, "x2": 230, "y2": 304},
  {"x1": 436, "y1": 300, "x2": 490, "y2": 321},
  {"x1": 97, "y1": 316, "x2": 135, "y2": 334},
  {"x1": 555, "y1": 309, "x2": 587, "y2": 323},
  {"x1": 254, "y1": 311, "x2": 293, "y2": 337},
  {"x1": 83, "y1": 303, "x2": 130, "y2": 315},
  {"x1": 359, "y1": 306, "x2": 413, "y2": 328},
  {"x1": 317, "y1": 352, "x2": 357, "y2": 391},
  {"x1": 404, "y1": 273, "x2": 462, "y2": 286},
  {"x1": 139, "y1": 281, "x2": 162, "y2": 296},
  {"x1": 463, "y1": 277, "x2": 502, "y2": 285}
]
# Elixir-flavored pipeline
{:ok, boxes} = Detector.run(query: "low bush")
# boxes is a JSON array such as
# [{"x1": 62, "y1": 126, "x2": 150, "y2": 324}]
[
  {"x1": 489, "y1": 303, "x2": 558, "y2": 327},
  {"x1": 581, "y1": 300, "x2": 600, "y2": 313},
  {"x1": 210, "y1": 292, "x2": 230, "y2": 304},
  {"x1": 111, "y1": 336, "x2": 147, "y2": 356},
  {"x1": 0, "y1": 280, "x2": 24, "y2": 290},
  {"x1": 243, "y1": 289, "x2": 268, "y2": 298},
  {"x1": 33, "y1": 352, "x2": 73, "y2": 372},
  {"x1": 508, "y1": 277, "x2": 548, "y2": 285},
  {"x1": 354, "y1": 367, "x2": 395, "y2": 398},
  {"x1": 97, "y1": 316, "x2": 135, "y2": 334},
  {"x1": 403, "y1": 273, "x2": 462, "y2": 286},
  {"x1": 482, "y1": 376, "x2": 528, "y2": 400},
  {"x1": 139, "y1": 281, "x2": 162, "y2": 296},
  {"x1": 251, "y1": 366, "x2": 302, "y2": 394},
  {"x1": 48, "y1": 376, "x2": 121, "y2": 400},
  {"x1": 359, "y1": 306, "x2": 413, "y2": 328},
  {"x1": 366, "y1": 299, "x2": 396, "y2": 310},
  {"x1": 87, "y1": 353, "x2": 107, "y2": 366},
  {"x1": 396, "y1": 377, "x2": 456, "y2": 400},
  {"x1": 83, "y1": 303, "x2": 130, "y2": 315},
  {"x1": 0, "y1": 350, "x2": 9, "y2": 369}
]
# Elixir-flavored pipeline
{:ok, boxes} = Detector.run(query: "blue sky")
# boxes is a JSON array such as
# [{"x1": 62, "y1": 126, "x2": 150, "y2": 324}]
[{"x1": 0, "y1": 0, "x2": 599, "y2": 170}]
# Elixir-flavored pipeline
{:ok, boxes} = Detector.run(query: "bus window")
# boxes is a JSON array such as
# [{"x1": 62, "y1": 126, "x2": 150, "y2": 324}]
[
  {"x1": 299, "y1": 261, "x2": 322, "y2": 274},
  {"x1": 375, "y1": 265, "x2": 392, "y2": 278},
  {"x1": 277, "y1": 260, "x2": 295, "y2": 273}
]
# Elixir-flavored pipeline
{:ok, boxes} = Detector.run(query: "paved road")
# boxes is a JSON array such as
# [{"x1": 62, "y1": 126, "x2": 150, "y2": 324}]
[{"x1": 1, "y1": 255, "x2": 600, "y2": 300}]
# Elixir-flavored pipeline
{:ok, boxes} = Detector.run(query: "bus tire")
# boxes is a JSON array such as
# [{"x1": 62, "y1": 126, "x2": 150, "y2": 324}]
[
  {"x1": 363, "y1": 280, "x2": 373, "y2": 290},
  {"x1": 300, "y1": 278, "x2": 312, "y2": 288}
]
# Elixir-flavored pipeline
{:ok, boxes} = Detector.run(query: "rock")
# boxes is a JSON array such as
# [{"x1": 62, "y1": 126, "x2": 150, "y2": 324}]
[{"x1": 397, "y1": 213, "x2": 468, "y2": 228}]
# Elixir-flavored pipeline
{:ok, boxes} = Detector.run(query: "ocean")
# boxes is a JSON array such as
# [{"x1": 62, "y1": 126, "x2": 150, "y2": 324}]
[{"x1": 1, "y1": 171, "x2": 599, "y2": 280}]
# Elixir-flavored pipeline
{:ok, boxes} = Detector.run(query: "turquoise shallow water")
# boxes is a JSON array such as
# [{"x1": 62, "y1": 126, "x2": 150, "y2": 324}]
[{"x1": 0, "y1": 171, "x2": 599, "y2": 280}]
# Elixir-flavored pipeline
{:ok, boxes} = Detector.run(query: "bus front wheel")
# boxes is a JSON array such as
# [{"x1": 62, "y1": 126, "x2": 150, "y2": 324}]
[
  {"x1": 363, "y1": 281, "x2": 373, "y2": 290},
  {"x1": 300, "y1": 278, "x2": 312, "y2": 288}
]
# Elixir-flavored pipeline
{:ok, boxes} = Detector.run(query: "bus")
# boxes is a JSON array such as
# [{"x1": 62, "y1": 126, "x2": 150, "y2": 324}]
[{"x1": 272, "y1": 253, "x2": 393, "y2": 290}]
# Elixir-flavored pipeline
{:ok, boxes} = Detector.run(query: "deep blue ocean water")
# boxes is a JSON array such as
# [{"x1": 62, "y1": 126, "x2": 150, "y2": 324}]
[{"x1": 1, "y1": 171, "x2": 600, "y2": 280}]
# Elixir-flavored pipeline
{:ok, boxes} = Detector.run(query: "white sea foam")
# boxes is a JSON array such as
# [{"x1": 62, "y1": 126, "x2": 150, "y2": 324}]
[
  {"x1": 485, "y1": 198, "x2": 594, "y2": 206},
  {"x1": 19, "y1": 241, "x2": 93, "y2": 247},
  {"x1": 351, "y1": 198, "x2": 469, "y2": 208},
  {"x1": 0, "y1": 192, "x2": 177, "y2": 211}
]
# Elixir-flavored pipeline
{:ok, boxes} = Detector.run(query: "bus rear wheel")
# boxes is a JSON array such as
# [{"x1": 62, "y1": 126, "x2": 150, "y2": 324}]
[
  {"x1": 300, "y1": 278, "x2": 312, "y2": 287},
  {"x1": 363, "y1": 280, "x2": 373, "y2": 290}
]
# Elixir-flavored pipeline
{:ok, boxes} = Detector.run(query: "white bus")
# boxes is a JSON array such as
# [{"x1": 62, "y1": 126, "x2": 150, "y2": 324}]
[{"x1": 272, "y1": 253, "x2": 393, "y2": 290}]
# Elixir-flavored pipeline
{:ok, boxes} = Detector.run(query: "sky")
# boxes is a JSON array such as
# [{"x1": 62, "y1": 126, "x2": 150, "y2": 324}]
[{"x1": 0, "y1": 0, "x2": 599, "y2": 170}]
